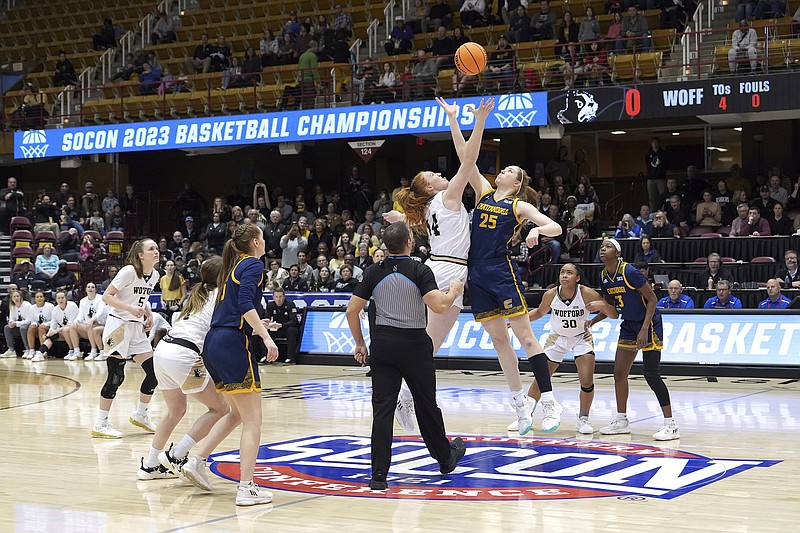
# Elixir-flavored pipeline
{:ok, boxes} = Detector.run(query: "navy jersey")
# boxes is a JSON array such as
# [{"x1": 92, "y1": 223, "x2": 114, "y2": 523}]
[
  {"x1": 211, "y1": 255, "x2": 264, "y2": 331},
  {"x1": 469, "y1": 189, "x2": 523, "y2": 261},
  {"x1": 601, "y1": 261, "x2": 656, "y2": 321}
]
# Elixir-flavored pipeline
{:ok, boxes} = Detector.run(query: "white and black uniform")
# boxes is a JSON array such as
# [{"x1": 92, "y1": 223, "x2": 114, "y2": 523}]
[
  {"x1": 47, "y1": 301, "x2": 79, "y2": 335},
  {"x1": 425, "y1": 191, "x2": 471, "y2": 308},
  {"x1": 147, "y1": 313, "x2": 171, "y2": 343},
  {"x1": 27, "y1": 302, "x2": 54, "y2": 328},
  {"x1": 77, "y1": 296, "x2": 105, "y2": 324},
  {"x1": 102, "y1": 265, "x2": 160, "y2": 357},
  {"x1": 543, "y1": 285, "x2": 594, "y2": 363},
  {"x1": 153, "y1": 289, "x2": 216, "y2": 394}
]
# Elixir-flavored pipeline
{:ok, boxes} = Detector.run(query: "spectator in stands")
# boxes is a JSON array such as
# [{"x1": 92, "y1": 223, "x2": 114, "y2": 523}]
[
  {"x1": 59, "y1": 197, "x2": 86, "y2": 235},
  {"x1": 635, "y1": 204, "x2": 654, "y2": 234},
  {"x1": 259, "y1": 29, "x2": 280, "y2": 67},
  {"x1": 314, "y1": 266, "x2": 336, "y2": 291},
  {"x1": 531, "y1": 0, "x2": 556, "y2": 40},
  {"x1": 52, "y1": 183, "x2": 71, "y2": 209},
  {"x1": 753, "y1": 0, "x2": 786, "y2": 19},
  {"x1": 294, "y1": 40, "x2": 320, "y2": 109},
  {"x1": 704, "y1": 279, "x2": 742, "y2": 309},
  {"x1": 107, "y1": 205, "x2": 124, "y2": 232},
  {"x1": 12, "y1": 262, "x2": 34, "y2": 295},
  {"x1": 606, "y1": 11, "x2": 623, "y2": 47},
  {"x1": 768, "y1": 202, "x2": 793, "y2": 236},
  {"x1": 775, "y1": 249, "x2": 800, "y2": 288},
  {"x1": 220, "y1": 57, "x2": 243, "y2": 89},
  {"x1": 431, "y1": 25, "x2": 456, "y2": 68},
  {"x1": 80, "y1": 181, "x2": 101, "y2": 217},
  {"x1": 308, "y1": 219, "x2": 334, "y2": 260},
  {"x1": 53, "y1": 50, "x2": 78, "y2": 87},
  {"x1": 361, "y1": 224, "x2": 382, "y2": 249},
  {"x1": 329, "y1": 246, "x2": 347, "y2": 272},
  {"x1": 88, "y1": 208, "x2": 105, "y2": 237},
  {"x1": 175, "y1": 238, "x2": 194, "y2": 263},
  {"x1": 407, "y1": 0, "x2": 430, "y2": 34},
  {"x1": 0, "y1": 177, "x2": 26, "y2": 233},
  {"x1": 619, "y1": 5, "x2": 650, "y2": 52},
  {"x1": 101, "y1": 188, "x2": 118, "y2": 217},
  {"x1": 698, "y1": 252, "x2": 735, "y2": 289},
  {"x1": 265, "y1": 210, "x2": 287, "y2": 260},
  {"x1": 265, "y1": 259, "x2": 289, "y2": 290},
  {"x1": 647, "y1": 137, "x2": 668, "y2": 211},
  {"x1": 679, "y1": 165, "x2": 710, "y2": 207},
  {"x1": 657, "y1": 279, "x2": 695, "y2": 308},
  {"x1": 179, "y1": 216, "x2": 199, "y2": 244},
  {"x1": 460, "y1": 0, "x2": 487, "y2": 27},
  {"x1": 159, "y1": 259, "x2": 186, "y2": 322},
  {"x1": 650, "y1": 210, "x2": 679, "y2": 238},
  {"x1": 185, "y1": 33, "x2": 214, "y2": 74},
  {"x1": 576, "y1": 39, "x2": 610, "y2": 87},
  {"x1": 767, "y1": 174, "x2": 788, "y2": 206},
  {"x1": 540, "y1": 204, "x2": 566, "y2": 264},
  {"x1": 230, "y1": 206, "x2": 245, "y2": 226},
  {"x1": 339, "y1": 233, "x2": 357, "y2": 256},
  {"x1": 579, "y1": 6, "x2": 602, "y2": 44},
  {"x1": 556, "y1": 11, "x2": 580, "y2": 60},
  {"x1": 758, "y1": 278, "x2": 792, "y2": 309},
  {"x1": 280, "y1": 223, "x2": 308, "y2": 269},
  {"x1": 138, "y1": 62, "x2": 161, "y2": 95},
  {"x1": 209, "y1": 36, "x2": 232, "y2": 72},
  {"x1": 358, "y1": 210, "x2": 382, "y2": 236},
  {"x1": 332, "y1": 4, "x2": 353, "y2": 38},
  {"x1": 79, "y1": 234, "x2": 96, "y2": 262},
  {"x1": 729, "y1": 203, "x2": 750, "y2": 236},
  {"x1": 728, "y1": 19, "x2": 758, "y2": 73},
  {"x1": 93, "y1": 18, "x2": 117, "y2": 51},
  {"x1": 295, "y1": 23, "x2": 314, "y2": 57},
  {"x1": 430, "y1": 0, "x2": 455, "y2": 30},
  {"x1": 485, "y1": 35, "x2": 515, "y2": 92},
  {"x1": 751, "y1": 184, "x2": 777, "y2": 218},
  {"x1": 151, "y1": 12, "x2": 177, "y2": 46},
  {"x1": 509, "y1": 5, "x2": 531, "y2": 43},
  {"x1": 333, "y1": 265, "x2": 359, "y2": 292},
  {"x1": 206, "y1": 212, "x2": 226, "y2": 254},
  {"x1": 99, "y1": 265, "x2": 118, "y2": 292},
  {"x1": 736, "y1": 0, "x2": 757, "y2": 21},
  {"x1": 283, "y1": 265, "x2": 309, "y2": 292},
  {"x1": 735, "y1": 206, "x2": 771, "y2": 236},
  {"x1": 264, "y1": 287, "x2": 300, "y2": 364},
  {"x1": 282, "y1": 10, "x2": 301, "y2": 37},
  {"x1": 296, "y1": 251, "x2": 314, "y2": 285},
  {"x1": 33, "y1": 195, "x2": 60, "y2": 236},
  {"x1": 614, "y1": 213, "x2": 641, "y2": 238},
  {"x1": 119, "y1": 184, "x2": 137, "y2": 215},
  {"x1": 355, "y1": 243, "x2": 374, "y2": 270},
  {"x1": 633, "y1": 235, "x2": 663, "y2": 264},
  {"x1": 34, "y1": 245, "x2": 59, "y2": 285},
  {"x1": 241, "y1": 47, "x2": 262, "y2": 86},
  {"x1": 386, "y1": 16, "x2": 415, "y2": 55},
  {"x1": 665, "y1": 195, "x2": 692, "y2": 236},
  {"x1": 59, "y1": 228, "x2": 80, "y2": 262},
  {"x1": 714, "y1": 179, "x2": 736, "y2": 225},
  {"x1": 352, "y1": 58, "x2": 379, "y2": 104},
  {"x1": 167, "y1": 230, "x2": 183, "y2": 255},
  {"x1": 696, "y1": 190, "x2": 722, "y2": 229}
]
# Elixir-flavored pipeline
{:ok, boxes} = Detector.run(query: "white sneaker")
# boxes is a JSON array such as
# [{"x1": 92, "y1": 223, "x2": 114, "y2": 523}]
[
  {"x1": 92, "y1": 420, "x2": 123, "y2": 438},
  {"x1": 236, "y1": 481, "x2": 273, "y2": 506},
  {"x1": 541, "y1": 400, "x2": 563, "y2": 433},
  {"x1": 137, "y1": 458, "x2": 177, "y2": 480},
  {"x1": 182, "y1": 456, "x2": 213, "y2": 491},
  {"x1": 31, "y1": 351, "x2": 45, "y2": 362},
  {"x1": 599, "y1": 418, "x2": 631, "y2": 435},
  {"x1": 85, "y1": 350, "x2": 98, "y2": 361},
  {"x1": 512, "y1": 396, "x2": 535, "y2": 436},
  {"x1": 95, "y1": 351, "x2": 108, "y2": 361},
  {"x1": 507, "y1": 420, "x2": 519, "y2": 432},
  {"x1": 130, "y1": 411, "x2": 157, "y2": 433},
  {"x1": 394, "y1": 387, "x2": 416, "y2": 432},
  {"x1": 0, "y1": 349, "x2": 16, "y2": 358},
  {"x1": 22, "y1": 350, "x2": 33, "y2": 359},
  {"x1": 158, "y1": 443, "x2": 189, "y2": 483},
  {"x1": 576, "y1": 416, "x2": 594, "y2": 435},
  {"x1": 65, "y1": 350, "x2": 77, "y2": 361},
  {"x1": 653, "y1": 422, "x2": 680, "y2": 441}
]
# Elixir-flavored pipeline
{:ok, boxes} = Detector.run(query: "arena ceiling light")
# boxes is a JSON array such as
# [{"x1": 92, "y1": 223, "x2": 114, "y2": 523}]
[
  {"x1": 707, "y1": 146, "x2": 728, "y2": 152},
  {"x1": 610, "y1": 130, "x2": 626, "y2": 135},
  {"x1": 734, "y1": 127, "x2": 742, "y2": 131}
]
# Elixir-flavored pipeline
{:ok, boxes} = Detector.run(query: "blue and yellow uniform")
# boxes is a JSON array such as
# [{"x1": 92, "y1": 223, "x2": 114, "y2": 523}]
[
  {"x1": 468, "y1": 189, "x2": 527, "y2": 321},
  {"x1": 601, "y1": 260, "x2": 663, "y2": 351},
  {"x1": 203, "y1": 255, "x2": 264, "y2": 393}
]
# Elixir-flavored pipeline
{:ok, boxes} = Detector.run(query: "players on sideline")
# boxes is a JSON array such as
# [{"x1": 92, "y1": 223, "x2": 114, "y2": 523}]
[
  {"x1": 384, "y1": 97, "x2": 494, "y2": 431},
  {"x1": 93, "y1": 239, "x2": 161, "y2": 439},
  {"x1": 590, "y1": 238, "x2": 679, "y2": 441},
  {"x1": 508, "y1": 263, "x2": 618, "y2": 434}
]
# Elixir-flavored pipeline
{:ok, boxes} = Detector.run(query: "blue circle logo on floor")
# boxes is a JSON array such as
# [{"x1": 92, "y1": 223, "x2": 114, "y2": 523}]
[{"x1": 209, "y1": 435, "x2": 779, "y2": 500}]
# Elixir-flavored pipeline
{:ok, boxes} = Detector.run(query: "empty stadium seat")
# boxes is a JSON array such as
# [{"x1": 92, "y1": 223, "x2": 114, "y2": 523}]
[
  {"x1": 751, "y1": 256, "x2": 777, "y2": 263},
  {"x1": 700, "y1": 233, "x2": 722, "y2": 238},
  {"x1": 11, "y1": 246, "x2": 34, "y2": 264},
  {"x1": 9, "y1": 216, "x2": 31, "y2": 233},
  {"x1": 11, "y1": 229, "x2": 33, "y2": 248},
  {"x1": 35, "y1": 231, "x2": 57, "y2": 247},
  {"x1": 721, "y1": 257, "x2": 736, "y2": 263},
  {"x1": 689, "y1": 226, "x2": 713, "y2": 237},
  {"x1": 105, "y1": 231, "x2": 125, "y2": 255}
]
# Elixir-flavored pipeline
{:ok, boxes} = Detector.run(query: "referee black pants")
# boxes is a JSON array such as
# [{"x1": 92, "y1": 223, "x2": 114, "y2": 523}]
[{"x1": 369, "y1": 325, "x2": 451, "y2": 476}]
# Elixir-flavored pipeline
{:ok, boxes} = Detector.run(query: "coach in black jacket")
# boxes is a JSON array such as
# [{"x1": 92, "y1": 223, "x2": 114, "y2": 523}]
[{"x1": 265, "y1": 287, "x2": 299, "y2": 363}]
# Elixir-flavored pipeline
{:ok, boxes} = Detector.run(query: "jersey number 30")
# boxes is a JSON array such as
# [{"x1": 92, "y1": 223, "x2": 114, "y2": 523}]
[
  {"x1": 561, "y1": 319, "x2": 578, "y2": 329},
  {"x1": 479, "y1": 213, "x2": 498, "y2": 229}
]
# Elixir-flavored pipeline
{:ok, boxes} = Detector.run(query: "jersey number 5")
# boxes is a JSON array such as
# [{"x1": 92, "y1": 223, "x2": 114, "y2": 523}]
[{"x1": 479, "y1": 213, "x2": 498, "y2": 229}]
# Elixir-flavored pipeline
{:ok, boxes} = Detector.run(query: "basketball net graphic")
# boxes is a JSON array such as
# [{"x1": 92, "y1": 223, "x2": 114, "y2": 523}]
[
  {"x1": 323, "y1": 312, "x2": 371, "y2": 353},
  {"x1": 494, "y1": 94, "x2": 538, "y2": 128},
  {"x1": 19, "y1": 130, "x2": 49, "y2": 158}
]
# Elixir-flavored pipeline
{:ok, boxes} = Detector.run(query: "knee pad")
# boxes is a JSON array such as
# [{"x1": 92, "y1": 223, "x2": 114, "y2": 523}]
[
  {"x1": 580, "y1": 384, "x2": 594, "y2": 393},
  {"x1": 139, "y1": 357, "x2": 158, "y2": 396},
  {"x1": 101, "y1": 357, "x2": 127, "y2": 399}
]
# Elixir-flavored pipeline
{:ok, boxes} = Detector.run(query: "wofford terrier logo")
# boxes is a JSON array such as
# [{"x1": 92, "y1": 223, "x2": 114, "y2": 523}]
[{"x1": 209, "y1": 435, "x2": 778, "y2": 501}]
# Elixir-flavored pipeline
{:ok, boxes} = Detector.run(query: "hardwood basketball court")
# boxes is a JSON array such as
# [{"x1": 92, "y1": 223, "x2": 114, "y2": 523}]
[{"x1": 1, "y1": 358, "x2": 797, "y2": 532}]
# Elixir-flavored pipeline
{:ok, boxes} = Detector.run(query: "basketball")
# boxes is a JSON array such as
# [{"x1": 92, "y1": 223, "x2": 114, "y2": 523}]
[{"x1": 455, "y1": 42, "x2": 488, "y2": 76}]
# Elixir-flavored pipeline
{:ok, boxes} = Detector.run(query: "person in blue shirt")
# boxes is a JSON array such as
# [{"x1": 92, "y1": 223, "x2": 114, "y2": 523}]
[
  {"x1": 703, "y1": 279, "x2": 743, "y2": 309},
  {"x1": 613, "y1": 213, "x2": 642, "y2": 239},
  {"x1": 588, "y1": 238, "x2": 679, "y2": 441},
  {"x1": 758, "y1": 278, "x2": 792, "y2": 309},
  {"x1": 657, "y1": 280, "x2": 695, "y2": 309}
]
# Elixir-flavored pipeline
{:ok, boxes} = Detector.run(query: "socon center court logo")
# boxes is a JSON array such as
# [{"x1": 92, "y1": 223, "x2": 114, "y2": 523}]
[{"x1": 209, "y1": 435, "x2": 779, "y2": 501}]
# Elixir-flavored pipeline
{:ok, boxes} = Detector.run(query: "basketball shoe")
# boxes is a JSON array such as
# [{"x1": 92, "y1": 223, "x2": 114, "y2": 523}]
[
  {"x1": 31, "y1": 351, "x2": 45, "y2": 362},
  {"x1": 137, "y1": 458, "x2": 177, "y2": 480},
  {"x1": 653, "y1": 422, "x2": 680, "y2": 441},
  {"x1": 130, "y1": 411, "x2": 157, "y2": 433},
  {"x1": 85, "y1": 349, "x2": 99, "y2": 361},
  {"x1": 236, "y1": 481, "x2": 273, "y2": 506},
  {"x1": 440, "y1": 437, "x2": 466, "y2": 474},
  {"x1": 159, "y1": 443, "x2": 189, "y2": 483},
  {"x1": 22, "y1": 350, "x2": 34, "y2": 359},
  {"x1": 0, "y1": 349, "x2": 16, "y2": 358},
  {"x1": 182, "y1": 456, "x2": 213, "y2": 491},
  {"x1": 541, "y1": 400, "x2": 563, "y2": 432},
  {"x1": 512, "y1": 396, "x2": 535, "y2": 436},
  {"x1": 92, "y1": 420, "x2": 123, "y2": 438},
  {"x1": 599, "y1": 417, "x2": 631, "y2": 435},
  {"x1": 576, "y1": 416, "x2": 594, "y2": 435},
  {"x1": 394, "y1": 387, "x2": 416, "y2": 432}
]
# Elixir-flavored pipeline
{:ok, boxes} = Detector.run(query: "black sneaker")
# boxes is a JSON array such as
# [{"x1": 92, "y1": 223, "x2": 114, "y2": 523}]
[
  {"x1": 368, "y1": 470, "x2": 388, "y2": 490},
  {"x1": 440, "y1": 437, "x2": 466, "y2": 474}
]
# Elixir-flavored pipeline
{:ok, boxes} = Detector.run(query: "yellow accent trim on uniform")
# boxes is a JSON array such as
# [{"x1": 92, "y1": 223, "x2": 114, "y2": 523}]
[
  {"x1": 217, "y1": 336, "x2": 262, "y2": 394},
  {"x1": 481, "y1": 189, "x2": 495, "y2": 199},
  {"x1": 230, "y1": 254, "x2": 256, "y2": 286},
  {"x1": 475, "y1": 305, "x2": 528, "y2": 322},
  {"x1": 512, "y1": 196, "x2": 524, "y2": 224},
  {"x1": 620, "y1": 262, "x2": 637, "y2": 291},
  {"x1": 506, "y1": 255, "x2": 527, "y2": 309},
  {"x1": 617, "y1": 322, "x2": 663, "y2": 352}
]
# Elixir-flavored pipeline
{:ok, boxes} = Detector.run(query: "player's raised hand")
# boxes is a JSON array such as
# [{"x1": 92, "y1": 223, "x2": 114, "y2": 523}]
[
  {"x1": 383, "y1": 210, "x2": 405, "y2": 223},
  {"x1": 436, "y1": 97, "x2": 459, "y2": 117},
  {"x1": 469, "y1": 98, "x2": 495, "y2": 120}
]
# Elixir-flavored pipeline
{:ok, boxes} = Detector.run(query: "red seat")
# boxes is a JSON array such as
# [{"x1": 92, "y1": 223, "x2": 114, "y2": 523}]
[
  {"x1": 84, "y1": 230, "x2": 102, "y2": 242},
  {"x1": 718, "y1": 225, "x2": 731, "y2": 236},
  {"x1": 35, "y1": 230, "x2": 57, "y2": 247},
  {"x1": 105, "y1": 231, "x2": 125, "y2": 254},
  {"x1": 11, "y1": 229, "x2": 33, "y2": 248},
  {"x1": 721, "y1": 257, "x2": 736, "y2": 263},
  {"x1": 751, "y1": 256, "x2": 776, "y2": 263},
  {"x1": 693, "y1": 257, "x2": 708, "y2": 263},
  {"x1": 105, "y1": 230, "x2": 124, "y2": 242},
  {"x1": 9, "y1": 216, "x2": 31, "y2": 233},
  {"x1": 688, "y1": 226, "x2": 712, "y2": 237},
  {"x1": 59, "y1": 230, "x2": 71, "y2": 241},
  {"x1": 700, "y1": 233, "x2": 722, "y2": 238},
  {"x1": 11, "y1": 245, "x2": 34, "y2": 264}
]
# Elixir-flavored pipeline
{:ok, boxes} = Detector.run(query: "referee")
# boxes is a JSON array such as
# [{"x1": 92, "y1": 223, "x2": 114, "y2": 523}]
[{"x1": 346, "y1": 223, "x2": 466, "y2": 491}]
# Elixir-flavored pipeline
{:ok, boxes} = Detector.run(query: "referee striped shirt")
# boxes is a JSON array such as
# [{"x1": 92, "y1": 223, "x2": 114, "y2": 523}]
[{"x1": 352, "y1": 256, "x2": 438, "y2": 329}]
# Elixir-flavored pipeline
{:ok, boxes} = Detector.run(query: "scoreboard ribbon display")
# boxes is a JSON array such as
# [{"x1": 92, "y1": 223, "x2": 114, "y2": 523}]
[{"x1": 547, "y1": 72, "x2": 795, "y2": 124}]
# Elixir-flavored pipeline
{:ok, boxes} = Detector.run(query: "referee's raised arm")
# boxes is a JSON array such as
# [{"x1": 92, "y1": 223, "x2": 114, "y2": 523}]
[{"x1": 344, "y1": 222, "x2": 466, "y2": 491}]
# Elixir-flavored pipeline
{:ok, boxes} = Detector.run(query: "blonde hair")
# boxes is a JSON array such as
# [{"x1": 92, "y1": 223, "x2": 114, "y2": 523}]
[
  {"x1": 218, "y1": 223, "x2": 263, "y2": 300},
  {"x1": 126, "y1": 239, "x2": 156, "y2": 278},
  {"x1": 394, "y1": 171, "x2": 433, "y2": 236},
  {"x1": 179, "y1": 256, "x2": 221, "y2": 319}
]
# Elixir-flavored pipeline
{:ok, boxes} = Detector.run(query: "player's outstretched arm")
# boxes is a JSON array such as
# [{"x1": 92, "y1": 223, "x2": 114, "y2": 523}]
[
  {"x1": 528, "y1": 288, "x2": 556, "y2": 322},
  {"x1": 583, "y1": 286, "x2": 618, "y2": 319},
  {"x1": 587, "y1": 294, "x2": 617, "y2": 329},
  {"x1": 515, "y1": 201, "x2": 563, "y2": 249}
]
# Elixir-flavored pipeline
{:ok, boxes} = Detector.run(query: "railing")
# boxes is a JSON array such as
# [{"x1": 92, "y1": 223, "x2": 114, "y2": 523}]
[
  {"x1": 383, "y1": 2, "x2": 395, "y2": 40},
  {"x1": 350, "y1": 38, "x2": 362, "y2": 66},
  {"x1": 140, "y1": 13, "x2": 154, "y2": 50},
  {"x1": 120, "y1": 30, "x2": 136, "y2": 64},
  {"x1": 99, "y1": 47, "x2": 115, "y2": 85},
  {"x1": 57, "y1": 85, "x2": 73, "y2": 126},
  {"x1": 157, "y1": 0, "x2": 171, "y2": 16},
  {"x1": 367, "y1": 19, "x2": 380, "y2": 59},
  {"x1": 78, "y1": 66, "x2": 94, "y2": 98}
]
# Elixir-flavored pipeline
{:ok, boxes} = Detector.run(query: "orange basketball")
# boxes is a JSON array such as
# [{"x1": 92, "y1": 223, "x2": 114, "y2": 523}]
[{"x1": 454, "y1": 42, "x2": 488, "y2": 76}]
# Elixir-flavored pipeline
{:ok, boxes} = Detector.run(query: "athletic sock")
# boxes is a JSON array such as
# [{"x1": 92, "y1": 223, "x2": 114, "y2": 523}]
[
  {"x1": 511, "y1": 388, "x2": 526, "y2": 403},
  {"x1": 540, "y1": 391, "x2": 555, "y2": 403},
  {"x1": 616, "y1": 412, "x2": 628, "y2": 420},
  {"x1": 136, "y1": 401, "x2": 148, "y2": 417},
  {"x1": 173, "y1": 435, "x2": 197, "y2": 460},
  {"x1": 145, "y1": 446, "x2": 162, "y2": 468},
  {"x1": 97, "y1": 408, "x2": 110, "y2": 424},
  {"x1": 664, "y1": 417, "x2": 675, "y2": 426}
]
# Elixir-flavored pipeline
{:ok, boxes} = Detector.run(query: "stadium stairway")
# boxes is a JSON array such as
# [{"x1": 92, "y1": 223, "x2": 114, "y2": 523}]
[{"x1": 0, "y1": 235, "x2": 11, "y2": 294}]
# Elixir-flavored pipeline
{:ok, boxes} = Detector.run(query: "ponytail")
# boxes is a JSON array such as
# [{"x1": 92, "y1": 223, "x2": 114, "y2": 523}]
[
  {"x1": 396, "y1": 171, "x2": 434, "y2": 236},
  {"x1": 217, "y1": 223, "x2": 263, "y2": 302}
]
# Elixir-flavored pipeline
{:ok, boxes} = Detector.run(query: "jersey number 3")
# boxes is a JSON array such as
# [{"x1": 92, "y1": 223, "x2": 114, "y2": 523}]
[
  {"x1": 479, "y1": 213, "x2": 498, "y2": 229},
  {"x1": 614, "y1": 295, "x2": 625, "y2": 309}
]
